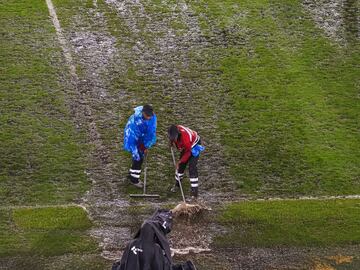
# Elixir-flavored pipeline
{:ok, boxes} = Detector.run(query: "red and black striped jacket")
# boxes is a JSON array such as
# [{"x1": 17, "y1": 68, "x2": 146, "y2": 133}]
[{"x1": 174, "y1": 125, "x2": 200, "y2": 164}]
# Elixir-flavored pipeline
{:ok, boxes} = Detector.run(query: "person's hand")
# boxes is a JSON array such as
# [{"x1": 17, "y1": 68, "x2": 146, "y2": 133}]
[
  {"x1": 139, "y1": 143, "x2": 146, "y2": 153},
  {"x1": 144, "y1": 148, "x2": 148, "y2": 155},
  {"x1": 176, "y1": 161, "x2": 180, "y2": 171}
]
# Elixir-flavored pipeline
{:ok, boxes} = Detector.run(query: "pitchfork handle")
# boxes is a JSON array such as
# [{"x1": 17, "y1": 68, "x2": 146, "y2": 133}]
[{"x1": 171, "y1": 147, "x2": 186, "y2": 203}]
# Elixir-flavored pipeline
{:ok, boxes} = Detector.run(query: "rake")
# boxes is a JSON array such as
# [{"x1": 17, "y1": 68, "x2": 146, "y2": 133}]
[
  {"x1": 130, "y1": 152, "x2": 160, "y2": 199},
  {"x1": 170, "y1": 147, "x2": 205, "y2": 218}
]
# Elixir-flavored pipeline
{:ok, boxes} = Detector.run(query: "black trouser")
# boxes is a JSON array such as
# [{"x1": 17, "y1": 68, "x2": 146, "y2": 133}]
[
  {"x1": 129, "y1": 158, "x2": 143, "y2": 184},
  {"x1": 175, "y1": 143, "x2": 200, "y2": 197}
]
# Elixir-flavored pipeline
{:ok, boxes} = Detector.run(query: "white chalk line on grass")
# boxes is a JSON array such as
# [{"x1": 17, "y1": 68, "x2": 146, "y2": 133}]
[
  {"x1": 2, "y1": 194, "x2": 360, "y2": 211},
  {"x1": 45, "y1": 0, "x2": 77, "y2": 79},
  {"x1": 253, "y1": 194, "x2": 360, "y2": 202},
  {"x1": 0, "y1": 203, "x2": 88, "y2": 212}
]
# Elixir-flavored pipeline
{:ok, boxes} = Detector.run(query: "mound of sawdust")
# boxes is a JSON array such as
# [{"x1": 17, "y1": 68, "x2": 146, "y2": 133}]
[
  {"x1": 170, "y1": 247, "x2": 211, "y2": 256},
  {"x1": 171, "y1": 202, "x2": 209, "y2": 218},
  {"x1": 313, "y1": 262, "x2": 335, "y2": 270},
  {"x1": 326, "y1": 255, "x2": 353, "y2": 265}
]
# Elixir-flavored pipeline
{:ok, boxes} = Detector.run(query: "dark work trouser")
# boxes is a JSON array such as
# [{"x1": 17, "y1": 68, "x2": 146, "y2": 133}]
[
  {"x1": 129, "y1": 157, "x2": 143, "y2": 184},
  {"x1": 176, "y1": 150, "x2": 199, "y2": 197}
]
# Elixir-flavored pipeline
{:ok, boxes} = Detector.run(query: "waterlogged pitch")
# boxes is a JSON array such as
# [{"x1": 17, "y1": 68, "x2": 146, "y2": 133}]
[{"x1": 0, "y1": 0, "x2": 359, "y2": 269}]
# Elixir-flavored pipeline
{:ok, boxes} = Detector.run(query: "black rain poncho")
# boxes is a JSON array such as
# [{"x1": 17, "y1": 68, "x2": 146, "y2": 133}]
[
  {"x1": 112, "y1": 209, "x2": 173, "y2": 270},
  {"x1": 112, "y1": 209, "x2": 197, "y2": 270}
]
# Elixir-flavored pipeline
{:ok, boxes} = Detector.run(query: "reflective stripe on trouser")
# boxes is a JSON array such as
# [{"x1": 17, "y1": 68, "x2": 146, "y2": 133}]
[
  {"x1": 129, "y1": 169, "x2": 141, "y2": 181},
  {"x1": 174, "y1": 171, "x2": 184, "y2": 187},
  {"x1": 190, "y1": 178, "x2": 199, "y2": 187},
  {"x1": 190, "y1": 178, "x2": 199, "y2": 197},
  {"x1": 176, "y1": 151, "x2": 200, "y2": 192},
  {"x1": 175, "y1": 171, "x2": 184, "y2": 182},
  {"x1": 129, "y1": 158, "x2": 143, "y2": 184}
]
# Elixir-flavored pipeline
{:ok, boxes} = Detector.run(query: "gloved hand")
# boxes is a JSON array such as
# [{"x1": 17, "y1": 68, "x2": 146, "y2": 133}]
[
  {"x1": 169, "y1": 141, "x2": 175, "y2": 148},
  {"x1": 139, "y1": 143, "x2": 147, "y2": 154}
]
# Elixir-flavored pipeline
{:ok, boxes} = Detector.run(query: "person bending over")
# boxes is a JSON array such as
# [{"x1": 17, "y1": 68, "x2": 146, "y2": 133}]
[
  {"x1": 168, "y1": 125, "x2": 204, "y2": 200},
  {"x1": 123, "y1": 105, "x2": 157, "y2": 188}
]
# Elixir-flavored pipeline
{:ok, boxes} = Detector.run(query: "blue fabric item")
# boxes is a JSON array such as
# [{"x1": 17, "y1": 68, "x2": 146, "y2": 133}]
[
  {"x1": 191, "y1": 144, "x2": 205, "y2": 157},
  {"x1": 123, "y1": 106, "x2": 157, "y2": 161}
]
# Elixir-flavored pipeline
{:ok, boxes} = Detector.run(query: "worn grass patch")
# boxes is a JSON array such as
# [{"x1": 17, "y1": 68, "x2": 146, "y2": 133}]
[
  {"x1": 0, "y1": 207, "x2": 97, "y2": 257},
  {"x1": 216, "y1": 199, "x2": 360, "y2": 248}
]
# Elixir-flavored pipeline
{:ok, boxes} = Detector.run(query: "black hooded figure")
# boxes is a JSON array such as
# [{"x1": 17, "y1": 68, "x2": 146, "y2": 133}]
[{"x1": 112, "y1": 209, "x2": 196, "y2": 270}]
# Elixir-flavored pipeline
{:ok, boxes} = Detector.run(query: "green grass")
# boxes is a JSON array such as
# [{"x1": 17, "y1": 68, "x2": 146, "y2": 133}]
[
  {"x1": 13, "y1": 206, "x2": 92, "y2": 230},
  {"x1": 0, "y1": 254, "x2": 110, "y2": 270},
  {"x1": 0, "y1": 0, "x2": 89, "y2": 206},
  {"x1": 216, "y1": 199, "x2": 360, "y2": 248},
  {"x1": 190, "y1": 0, "x2": 360, "y2": 196},
  {"x1": 0, "y1": 1, "x2": 99, "y2": 267},
  {"x1": 0, "y1": 206, "x2": 97, "y2": 257},
  {"x1": 1, "y1": 0, "x2": 359, "y2": 269}
]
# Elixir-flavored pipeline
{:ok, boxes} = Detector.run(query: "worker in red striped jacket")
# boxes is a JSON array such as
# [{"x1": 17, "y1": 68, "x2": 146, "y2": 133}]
[{"x1": 168, "y1": 125, "x2": 205, "y2": 200}]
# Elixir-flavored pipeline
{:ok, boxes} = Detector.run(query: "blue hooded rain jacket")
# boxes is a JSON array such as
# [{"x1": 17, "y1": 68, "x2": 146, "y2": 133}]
[{"x1": 123, "y1": 106, "x2": 157, "y2": 161}]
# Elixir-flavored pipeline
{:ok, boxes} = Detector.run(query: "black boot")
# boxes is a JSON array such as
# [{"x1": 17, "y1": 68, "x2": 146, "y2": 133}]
[
  {"x1": 191, "y1": 187, "x2": 198, "y2": 198},
  {"x1": 170, "y1": 180, "x2": 180, "y2": 193},
  {"x1": 182, "y1": 261, "x2": 197, "y2": 270},
  {"x1": 127, "y1": 175, "x2": 143, "y2": 188}
]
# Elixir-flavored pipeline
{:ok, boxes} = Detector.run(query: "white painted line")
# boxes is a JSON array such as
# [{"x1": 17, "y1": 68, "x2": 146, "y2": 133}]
[
  {"x1": 253, "y1": 194, "x2": 360, "y2": 202},
  {"x1": 45, "y1": 0, "x2": 77, "y2": 79},
  {"x1": 0, "y1": 203, "x2": 87, "y2": 211}
]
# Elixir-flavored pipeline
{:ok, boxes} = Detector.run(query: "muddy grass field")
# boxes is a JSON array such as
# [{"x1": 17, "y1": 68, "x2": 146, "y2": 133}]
[{"x1": 0, "y1": 0, "x2": 359, "y2": 269}]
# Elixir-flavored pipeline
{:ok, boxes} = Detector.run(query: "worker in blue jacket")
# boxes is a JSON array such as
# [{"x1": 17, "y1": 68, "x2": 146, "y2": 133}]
[{"x1": 123, "y1": 105, "x2": 157, "y2": 188}]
